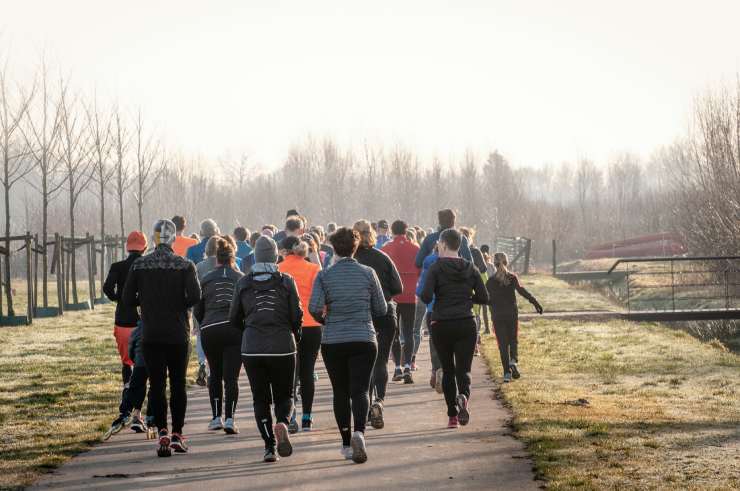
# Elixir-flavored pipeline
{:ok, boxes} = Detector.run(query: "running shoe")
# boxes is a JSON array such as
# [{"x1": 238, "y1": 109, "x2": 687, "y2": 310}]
[
  {"x1": 510, "y1": 361, "x2": 521, "y2": 379},
  {"x1": 196, "y1": 364, "x2": 207, "y2": 387},
  {"x1": 341, "y1": 446, "x2": 353, "y2": 460},
  {"x1": 447, "y1": 416, "x2": 460, "y2": 429},
  {"x1": 503, "y1": 372, "x2": 512, "y2": 383},
  {"x1": 130, "y1": 415, "x2": 147, "y2": 433},
  {"x1": 170, "y1": 433, "x2": 188, "y2": 453},
  {"x1": 435, "y1": 368, "x2": 444, "y2": 394},
  {"x1": 456, "y1": 394, "x2": 470, "y2": 426},
  {"x1": 274, "y1": 422, "x2": 293, "y2": 457},
  {"x1": 264, "y1": 448, "x2": 278, "y2": 463},
  {"x1": 288, "y1": 412, "x2": 300, "y2": 434},
  {"x1": 302, "y1": 415, "x2": 313, "y2": 432},
  {"x1": 350, "y1": 431, "x2": 368, "y2": 464},
  {"x1": 429, "y1": 371, "x2": 436, "y2": 389},
  {"x1": 403, "y1": 367, "x2": 414, "y2": 384},
  {"x1": 208, "y1": 417, "x2": 223, "y2": 431},
  {"x1": 391, "y1": 367, "x2": 403, "y2": 382},
  {"x1": 369, "y1": 401, "x2": 384, "y2": 429},
  {"x1": 157, "y1": 429, "x2": 171, "y2": 457},
  {"x1": 103, "y1": 413, "x2": 129, "y2": 440},
  {"x1": 224, "y1": 418, "x2": 239, "y2": 435}
]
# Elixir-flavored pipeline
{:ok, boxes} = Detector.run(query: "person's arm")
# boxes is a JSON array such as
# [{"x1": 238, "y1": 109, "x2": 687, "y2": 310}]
[
  {"x1": 369, "y1": 269, "x2": 388, "y2": 318},
  {"x1": 184, "y1": 263, "x2": 202, "y2": 309},
  {"x1": 387, "y1": 255, "x2": 403, "y2": 298},
  {"x1": 228, "y1": 281, "x2": 246, "y2": 330},
  {"x1": 121, "y1": 268, "x2": 139, "y2": 307},
  {"x1": 285, "y1": 276, "x2": 303, "y2": 343},
  {"x1": 459, "y1": 236, "x2": 472, "y2": 261},
  {"x1": 415, "y1": 235, "x2": 431, "y2": 268},
  {"x1": 419, "y1": 264, "x2": 437, "y2": 305},
  {"x1": 472, "y1": 270, "x2": 489, "y2": 305},
  {"x1": 308, "y1": 272, "x2": 327, "y2": 324},
  {"x1": 128, "y1": 325, "x2": 139, "y2": 363},
  {"x1": 102, "y1": 265, "x2": 118, "y2": 302},
  {"x1": 193, "y1": 280, "x2": 206, "y2": 323},
  {"x1": 513, "y1": 275, "x2": 543, "y2": 314},
  {"x1": 472, "y1": 248, "x2": 487, "y2": 274}
]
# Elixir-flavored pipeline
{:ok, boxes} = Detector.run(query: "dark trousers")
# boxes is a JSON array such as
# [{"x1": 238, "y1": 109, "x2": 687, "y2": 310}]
[
  {"x1": 118, "y1": 364, "x2": 133, "y2": 415},
  {"x1": 201, "y1": 326, "x2": 242, "y2": 419},
  {"x1": 396, "y1": 302, "x2": 416, "y2": 366},
  {"x1": 427, "y1": 315, "x2": 440, "y2": 371},
  {"x1": 298, "y1": 327, "x2": 322, "y2": 415},
  {"x1": 322, "y1": 342, "x2": 378, "y2": 446},
  {"x1": 120, "y1": 366, "x2": 150, "y2": 415},
  {"x1": 243, "y1": 355, "x2": 296, "y2": 449},
  {"x1": 492, "y1": 315, "x2": 519, "y2": 374},
  {"x1": 430, "y1": 318, "x2": 477, "y2": 417},
  {"x1": 370, "y1": 305, "x2": 397, "y2": 403},
  {"x1": 391, "y1": 329, "x2": 401, "y2": 367},
  {"x1": 142, "y1": 342, "x2": 190, "y2": 433}
]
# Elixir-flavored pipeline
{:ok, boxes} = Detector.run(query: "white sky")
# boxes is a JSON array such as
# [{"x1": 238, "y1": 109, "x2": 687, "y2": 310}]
[{"x1": 3, "y1": 0, "x2": 740, "y2": 170}]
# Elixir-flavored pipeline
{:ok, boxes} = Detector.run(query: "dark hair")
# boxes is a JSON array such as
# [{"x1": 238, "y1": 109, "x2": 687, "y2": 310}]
[
  {"x1": 330, "y1": 227, "x2": 360, "y2": 258},
  {"x1": 377, "y1": 219, "x2": 389, "y2": 230},
  {"x1": 438, "y1": 209, "x2": 456, "y2": 229},
  {"x1": 233, "y1": 226, "x2": 248, "y2": 242},
  {"x1": 171, "y1": 215, "x2": 186, "y2": 232},
  {"x1": 285, "y1": 217, "x2": 303, "y2": 232},
  {"x1": 286, "y1": 208, "x2": 299, "y2": 218},
  {"x1": 262, "y1": 224, "x2": 277, "y2": 233},
  {"x1": 281, "y1": 236, "x2": 308, "y2": 257},
  {"x1": 310, "y1": 225, "x2": 325, "y2": 241},
  {"x1": 326, "y1": 222, "x2": 337, "y2": 234},
  {"x1": 480, "y1": 244, "x2": 490, "y2": 254},
  {"x1": 391, "y1": 220, "x2": 408, "y2": 236},
  {"x1": 249, "y1": 231, "x2": 261, "y2": 247},
  {"x1": 215, "y1": 237, "x2": 235, "y2": 267},
  {"x1": 439, "y1": 228, "x2": 461, "y2": 252}
]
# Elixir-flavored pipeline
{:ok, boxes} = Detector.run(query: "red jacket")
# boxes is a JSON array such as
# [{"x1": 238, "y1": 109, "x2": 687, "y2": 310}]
[{"x1": 382, "y1": 236, "x2": 421, "y2": 304}]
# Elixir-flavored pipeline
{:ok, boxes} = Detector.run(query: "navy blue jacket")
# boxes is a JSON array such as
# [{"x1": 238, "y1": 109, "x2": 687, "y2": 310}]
[{"x1": 415, "y1": 230, "x2": 472, "y2": 268}]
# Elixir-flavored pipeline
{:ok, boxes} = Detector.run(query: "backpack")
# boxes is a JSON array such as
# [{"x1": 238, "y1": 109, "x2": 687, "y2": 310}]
[{"x1": 241, "y1": 272, "x2": 292, "y2": 327}]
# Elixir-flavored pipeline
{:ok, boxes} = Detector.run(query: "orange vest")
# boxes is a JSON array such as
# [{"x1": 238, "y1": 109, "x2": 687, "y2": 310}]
[{"x1": 278, "y1": 255, "x2": 321, "y2": 327}]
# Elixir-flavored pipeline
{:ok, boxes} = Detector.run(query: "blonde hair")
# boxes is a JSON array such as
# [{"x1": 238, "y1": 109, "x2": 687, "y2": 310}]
[
  {"x1": 353, "y1": 219, "x2": 376, "y2": 248},
  {"x1": 493, "y1": 252, "x2": 511, "y2": 285},
  {"x1": 205, "y1": 236, "x2": 220, "y2": 257}
]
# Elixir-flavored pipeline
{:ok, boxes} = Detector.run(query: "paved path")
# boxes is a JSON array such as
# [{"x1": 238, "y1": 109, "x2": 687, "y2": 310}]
[{"x1": 33, "y1": 341, "x2": 538, "y2": 491}]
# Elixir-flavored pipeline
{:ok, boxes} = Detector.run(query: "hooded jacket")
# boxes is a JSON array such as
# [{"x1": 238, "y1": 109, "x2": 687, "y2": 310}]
[
  {"x1": 486, "y1": 272, "x2": 540, "y2": 319},
  {"x1": 381, "y1": 235, "x2": 421, "y2": 304},
  {"x1": 194, "y1": 265, "x2": 244, "y2": 330},
  {"x1": 103, "y1": 252, "x2": 142, "y2": 327},
  {"x1": 420, "y1": 257, "x2": 488, "y2": 322},
  {"x1": 415, "y1": 230, "x2": 473, "y2": 268}
]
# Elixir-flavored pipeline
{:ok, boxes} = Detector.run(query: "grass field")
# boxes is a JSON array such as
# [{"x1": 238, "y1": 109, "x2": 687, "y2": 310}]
[
  {"x1": 0, "y1": 303, "x2": 201, "y2": 491},
  {"x1": 483, "y1": 275, "x2": 740, "y2": 490}
]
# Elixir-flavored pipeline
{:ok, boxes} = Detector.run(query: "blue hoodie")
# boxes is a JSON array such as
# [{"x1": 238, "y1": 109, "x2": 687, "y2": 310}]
[
  {"x1": 416, "y1": 253, "x2": 438, "y2": 313},
  {"x1": 415, "y1": 230, "x2": 472, "y2": 268},
  {"x1": 186, "y1": 237, "x2": 210, "y2": 264}
]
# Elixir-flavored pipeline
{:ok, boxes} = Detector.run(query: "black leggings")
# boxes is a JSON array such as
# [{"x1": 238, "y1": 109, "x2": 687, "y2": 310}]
[
  {"x1": 297, "y1": 327, "x2": 322, "y2": 415},
  {"x1": 370, "y1": 309, "x2": 397, "y2": 403},
  {"x1": 118, "y1": 364, "x2": 133, "y2": 415},
  {"x1": 492, "y1": 315, "x2": 519, "y2": 374},
  {"x1": 396, "y1": 302, "x2": 416, "y2": 366},
  {"x1": 430, "y1": 319, "x2": 477, "y2": 417},
  {"x1": 142, "y1": 342, "x2": 190, "y2": 433},
  {"x1": 322, "y1": 342, "x2": 377, "y2": 446},
  {"x1": 201, "y1": 326, "x2": 242, "y2": 419},
  {"x1": 120, "y1": 366, "x2": 150, "y2": 415},
  {"x1": 243, "y1": 355, "x2": 295, "y2": 448}
]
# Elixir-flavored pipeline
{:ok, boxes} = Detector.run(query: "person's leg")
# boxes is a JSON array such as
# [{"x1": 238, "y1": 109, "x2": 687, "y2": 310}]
[
  {"x1": 431, "y1": 322, "x2": 458, "y2": 417},
  {"x1": 201, "y1": 329, "x2": 224, "y2": 419},
  {"x1": 167, "y1": 343, "x2": 190, "y2": 435},
  {"x1": 398, "y1": 303, "x2": 415, "y2": 368},
  {"x1": 481, "y1": 302, "x2": 491, "y2": 335},
  {"x1": 114, "y1": 326, "x2": 134, "y2": 415},
  {"x1": 244, "y1": 357, "x2": 275, "y2": 449},
  {"x1": 511, "y1": 318, "x2": 519, "y2": 364},
  {"x1": 427, "y1": 316, "x2": 440, "y2": 371},
  {"x1": 223, "y1": 331, "x2": 242, "y2": 420},
  {"x1": 321, "y1": 343, "x2": 352, "y2": 447},
  {"x1": 370, "y1": 313, "x2": 394, "y2": 403},
  {"x1": 492, "y1": 317, "x2": 512, "y2": 375},
  {"x1": 348, "y1": 342, "x2": 378, "y2": 433},
  {"x1": 452, "y1": 318, "x2": 478, "y2": 400},
  {"x1": 142, "y1": 343, "x2": 168, "y2": 431},
  {"x1": 123, "y1": 365, "x2": 148, "y2": 415},
  {"x1": 269, "y1": 355, "x2": 296, "y2": 425},
  {"x1": 391, "y1": 327, "x2": 401, "y2": 372},
  {"x1": 299, "y1": 328, "x2": 322, "y2": 417},
  {"x1": 412, "y1": 300, "x2": 426, "y2": 359}
]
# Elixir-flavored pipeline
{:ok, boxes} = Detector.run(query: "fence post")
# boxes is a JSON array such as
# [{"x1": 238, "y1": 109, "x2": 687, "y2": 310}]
[
  {"x1": 552, "y1": 239, "x2": 557, "y2": 275},
  {"x1": 25, "y1": 233, "x2": 33, "y2": 325},
  {"x1": 56, "y1": 234, "x2": 64, "y2": 315},
  {"x1": 524, "y1": 238, "x2": 532, "y2": 274},
  {"x1": 86, "y1": 233, "x2": 95, "y2": 310},
  {"x1": 33, "y1": 234, "x2": 39, "y2": 313}
]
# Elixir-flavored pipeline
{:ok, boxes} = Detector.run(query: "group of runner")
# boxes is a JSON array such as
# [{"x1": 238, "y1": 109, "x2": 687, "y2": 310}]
[{"x1": 102, "y1": 208, "x2": 543, "y2": 463}]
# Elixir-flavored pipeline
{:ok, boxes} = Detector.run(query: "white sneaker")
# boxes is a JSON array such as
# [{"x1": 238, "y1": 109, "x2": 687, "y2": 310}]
[
  {"x1": 341, "y1": 446, "x2": 353, "y2": 460},
  {"x1": 223, "y1": 418, "x2": 239, "y2": 434},
  {"x1": 208, "y1": 417, "x2": 223, "y2": 431},
  {"x1": 350, "y1": 431, "x2": 367, "y2": 464}
]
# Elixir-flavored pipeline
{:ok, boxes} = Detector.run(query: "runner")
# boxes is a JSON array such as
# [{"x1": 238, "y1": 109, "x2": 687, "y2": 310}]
[
  {"x1": 233, "y1": 226, "x2": 253, "y2": 264},
  {"x1": 230, "y1": 236, "x2": 302, "y2": 463},
  {"x1": 486, "y1": 252, "x2": 543, "y2": 382},
  {"x1": 375, "y1": 219, "x2": 391, "y2": 248},
  {"x1": 278, "y1": 236, "x2": 321, "y2": 432},
  {"x1": 419, "y1": 228, "x2": 488, "y2": 429},
  {"x1": 273, "y1": 209, "x2": 302, "y2": 243},
  {"x1": 171, "y1": 216, "x2": 198, "y2": 257},
  {"x1": 186, "y1": 218, "x2": 220, "y2": 264},
  {"x1": 102, "y1": 230, "x2": 147, "y2": 435},
  {"x1": 120, "y1": 321, "x2": 152, "y2": 435},
  {"x1": 460, "y1": 227, "x2": 489, "y2": 356},
  {"x1": 381, "y1": 220, "x2": 421, "y2": 382},
  {"x1": 194, "y1": 237, "x2": 244, "y2": 434},
  {"x1": 416, "y1": 247, "x2": 442, "y2": 392},
  {"x1": 122, "y1": 219, "x2": 201, "y2": 456},
  {"x1": 352, "y1": 219, "x2": 402, "y2": 429},
  {"x1": 415, "y1": 209, "x2": 473, "y2": 267},
  {"x1": 309, "y1": 226, "x2": 386, "y2": 463}
]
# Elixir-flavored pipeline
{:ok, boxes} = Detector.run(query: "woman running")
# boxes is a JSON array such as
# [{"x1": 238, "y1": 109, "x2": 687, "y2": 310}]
[
  {"x1": 485, "y1": 252, "x2": 543, "y2": 382},
  {"x1": 194, "y1": 238, "x2": 244, "y2": 434},
  {"x1": 230, "y1": 236, "x2": 302, "y2": 463},
  {"x1": 278, "y1": 236, "x2": 322, "y2": 432},
  {"x1": 309, "y1": 227, "x2": 387, "y2": 463},
  {"x1": 420, "y1": 228, "x2": 488, "y2": 429}
]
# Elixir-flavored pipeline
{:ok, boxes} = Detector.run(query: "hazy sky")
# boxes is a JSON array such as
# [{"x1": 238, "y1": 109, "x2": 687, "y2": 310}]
[{"x1": 3, "y1": 0, "x2": 740, "y2": 170}]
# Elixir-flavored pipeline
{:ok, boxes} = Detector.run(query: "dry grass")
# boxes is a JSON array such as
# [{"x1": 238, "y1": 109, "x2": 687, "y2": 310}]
[
  {"x1": 483, "y1": 277, "x2": 740, "y2": 490},
  {"x1": 513, "y1": 274, "x2": 621, "y2": 313}
]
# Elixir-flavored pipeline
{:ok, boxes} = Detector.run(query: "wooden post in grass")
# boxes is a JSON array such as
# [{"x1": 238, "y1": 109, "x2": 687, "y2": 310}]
[
  {"x1": 55, "y1": 234, "x2": 64, "y2": 316},
  {"x1": 524, "y1": 238, "x2": 532, "y2": 274},
  {"x1": 86, "y1": 233, "x2": 95, "y2": 309},
  {"x1": 552, "y1": 239, "x2": 557, "y2": 275},
  {"x1": 33, "y1": 234, "x2": 39, "y2": 312},
  {"x1": 25, "y1": 233, "x2": 33, "y2": 324}
]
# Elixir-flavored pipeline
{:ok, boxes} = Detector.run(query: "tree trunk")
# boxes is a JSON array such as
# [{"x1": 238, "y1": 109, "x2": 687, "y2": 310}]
[
  {"x1": 41, "y1": 174, "x2": 49, "y2": 308},
  {"x1": 3, "y1": 157, "x2": 14, "y2": 316},
  {"x1": 99, "y1": 174, "x2": 105, "y2": 297},
  {"x1": 69, "y1": 174, "x2": 78, "y2": 304}
]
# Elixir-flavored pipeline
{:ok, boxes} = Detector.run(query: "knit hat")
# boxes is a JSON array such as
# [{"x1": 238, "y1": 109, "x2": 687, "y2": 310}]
[
  {"x1": 153, "y1": 219, "x2": 177, "y2": 246},
  {"x1": 200, "y1": 218, "x2": 220, "y2": 238},
  {"x1": 126, "y1": 230, "x2": 148, "y2": 252},
  {"x1": 254, "y1": 236, "x2": 278, "y2": 264}
]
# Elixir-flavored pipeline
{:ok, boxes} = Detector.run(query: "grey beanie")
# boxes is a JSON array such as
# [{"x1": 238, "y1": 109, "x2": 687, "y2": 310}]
[
  {"x1": 200, "y1": 218, "x2": 220, "y2": 238},
  {"x1": 254, "y1": 236, "x2": 278, "y2": 264},
  {"x1": 153, "y1": 219, "x2": 177, "y2": 246}
]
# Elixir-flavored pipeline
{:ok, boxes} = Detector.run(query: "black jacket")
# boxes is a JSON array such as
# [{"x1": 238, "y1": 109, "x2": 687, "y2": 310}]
[
  {"x1": 103, "y1": 252, "x2": 142, "y2": 327},
  {"x1": 354, "y1": 246, "x2": 403, "y2": 303},
  {"x1": 420, "y1": 257, "x2": 488, "y2": 322},
  {"x1": 229, "y1": 267, "x2": 302, "y2": 356},
  {"x1": 122, "y1": 244, "x2": 201, "y2": 345},
  {"x1": 194, "y1": 265, "x2": 243, "y2": 330},
  {"x1": 486, "y1": 273, "x2": 540, "y2": 319},
  {"x1": 470, "y1": 246, "x2": 487, "y2": 274}
]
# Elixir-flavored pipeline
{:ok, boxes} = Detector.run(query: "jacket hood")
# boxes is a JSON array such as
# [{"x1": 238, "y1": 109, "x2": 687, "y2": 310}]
[
  {"x1": 437, "y1": 257, "x2": 475, "y2": 280},
  {"x1": 252, "y1": 262, "x2": 278, "y2": 281}
]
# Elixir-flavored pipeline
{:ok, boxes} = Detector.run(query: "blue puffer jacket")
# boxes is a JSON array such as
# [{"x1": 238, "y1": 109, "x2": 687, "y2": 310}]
[
  {"x1": 415, "y1": 230, "x2": 472, "y2": 268},
  {"x1": 186, "y1": 237, "x2": 210, "y2": 264},
  {"x1": 416, "y1": 253, "x2": 438, "y2": 313}
]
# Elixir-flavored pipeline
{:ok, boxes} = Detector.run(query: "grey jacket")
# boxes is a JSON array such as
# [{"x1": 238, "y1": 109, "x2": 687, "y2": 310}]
[{"x1": 194, "y1": 265, "x2": 243, "y2": 330}]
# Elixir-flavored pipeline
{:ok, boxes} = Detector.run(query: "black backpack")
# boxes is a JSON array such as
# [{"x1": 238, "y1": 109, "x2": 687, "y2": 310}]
[{"x1": 241, "y1": 272, "x2": 292, "y2": 327}]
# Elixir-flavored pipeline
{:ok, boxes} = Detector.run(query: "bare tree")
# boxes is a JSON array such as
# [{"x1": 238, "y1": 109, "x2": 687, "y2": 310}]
[
  {"x1": 111, "y1": 106, "x2": 133, "y2": 240},
  {"x1": 0, "y1": 57, "x2": 35, "y2": 316},
  {"x1": 133, "y1": 110, "x2": 166, "y2": 229}
]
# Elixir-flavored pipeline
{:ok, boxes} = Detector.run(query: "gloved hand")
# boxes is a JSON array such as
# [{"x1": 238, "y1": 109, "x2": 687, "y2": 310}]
[
  {"x1": 532, "y1": 300, "x2": 543, "y2": 315},
  {"x1": 293, "y1": 328, "x2": 302, "y2": 345}
]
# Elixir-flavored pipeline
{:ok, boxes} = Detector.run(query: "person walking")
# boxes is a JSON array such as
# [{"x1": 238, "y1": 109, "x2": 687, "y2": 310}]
[
  {"x1": 122, "y1": 219, "x2": 201, "y2": 456},
  {"x1": 486, "y1": 252, "x2": 543, "y2": 382},
  {"x1": 171, "y1": 216, "x2": 198, "y2": 257},
  {"x1": 420, "y1": 228, "x2": 488, "y2": 429},
  {"x1": 230, "y1": 236, "x2": 303, "y2": 463},
  {"x1": 186, "y1": 218, "x2": 220, "y2": 264},
  {"x1": 309, "y1": 227, "x2": 387, "y2": 463},
  {"x1": 375, "y1": 219, "x2": 391, "y2": 248},
  {"x1": 416, "y1": 248, "x2": 443, "y2": 393},
  {"x1": 233, "y1": 226, "x2": 253, "y2": 264},
  {"x1": 102, "y1": 230, "x2": 147, "y2": 435},
  {"x1": 194, "y1": 237, "x2": 244, "y2": 434},
  {"x1": 278, "y1": 236, "x2": 322, "y2": 432},
  {"x1": 415, "y1": 209, "x2": 473, "y2": 267}
]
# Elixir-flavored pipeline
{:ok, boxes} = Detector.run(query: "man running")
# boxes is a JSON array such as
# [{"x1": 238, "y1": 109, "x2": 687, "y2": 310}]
[
  {"x1": 375, "y1": 219, "x2": 391, "y2": 248},
  {"x1": 171, "y1": 216, "x2": 198, "y2": 257},
  {"x1": 415, "y1": 209, "x2": 473, "y2": 267},
  {"x1": 186, "y1": 218, "x2": 220, "y2": 264}
]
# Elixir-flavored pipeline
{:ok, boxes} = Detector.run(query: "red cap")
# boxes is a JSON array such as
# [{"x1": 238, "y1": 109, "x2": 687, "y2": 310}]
[{"x1": 126, "y1": 231, "x2": 148, "y2": 252}]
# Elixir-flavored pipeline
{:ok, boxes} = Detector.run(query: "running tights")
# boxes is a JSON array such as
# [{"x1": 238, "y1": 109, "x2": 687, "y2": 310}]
[
  {"x1": 370, "y1": 309, "x2": 397, "y2": 402},
  {"x1": 142, "y1": 342, "x2": 189, "y2": 433},
  {"x1": 201, "y1": 326, "x2": 242, "y2": 419},
  {"x1": 298, "y1": 327, "x2": 322, "y2": 415},
  {"x1": 243, "y1": 355, "x2": 295, "y2": 449},
  {"x1": 492, "y1": 315, "x2": 519, "y2": 374},
  {"x1": 430, "y1": 318, "x2": 477, "y2": 417},
  {"x1": 396, "y1": 302, "x2": 416, "y2": 366}
]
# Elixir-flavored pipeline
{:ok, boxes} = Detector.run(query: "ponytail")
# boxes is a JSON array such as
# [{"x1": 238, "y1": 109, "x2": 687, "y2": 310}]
[
  {"x1": 216, "y1": 237, "x2": 236, "y2": 268},
  {"x1": 493, "y1": 252, "x2": 511, "y2": 286}
]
